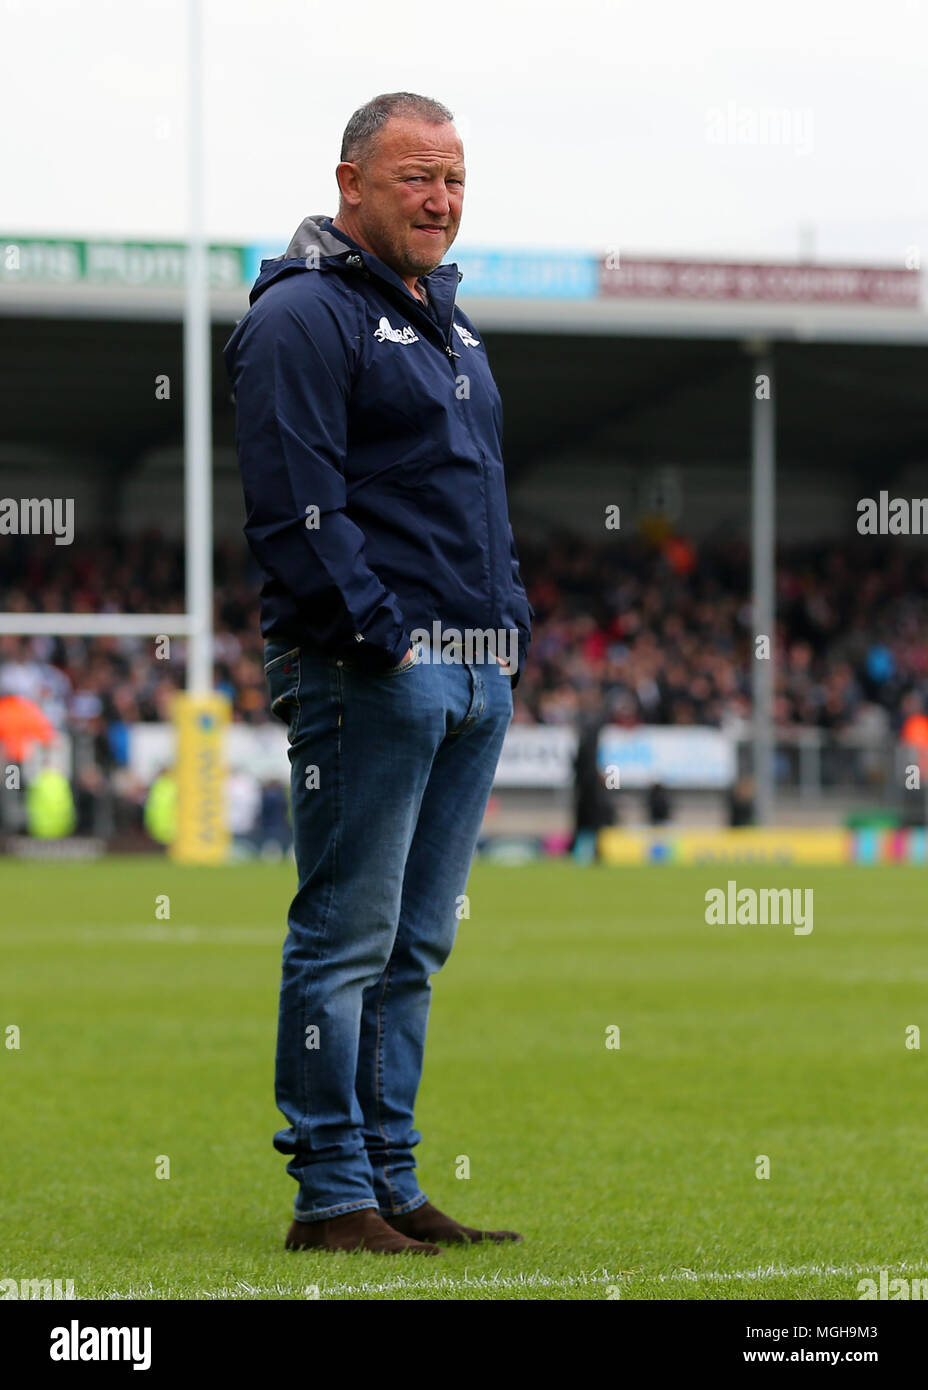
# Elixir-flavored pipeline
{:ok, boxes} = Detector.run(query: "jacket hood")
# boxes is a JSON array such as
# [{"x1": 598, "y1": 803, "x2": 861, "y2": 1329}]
[{"x1": 248, "y1": 213, "x2": 463, "y2": 307}]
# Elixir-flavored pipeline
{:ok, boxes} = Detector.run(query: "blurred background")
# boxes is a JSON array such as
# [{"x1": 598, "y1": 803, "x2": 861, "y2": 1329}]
[{"x1": 1, "y1": 0, "x2": 926, "y2": 865}]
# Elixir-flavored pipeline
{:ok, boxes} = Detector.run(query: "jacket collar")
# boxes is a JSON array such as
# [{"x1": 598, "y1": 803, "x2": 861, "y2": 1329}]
[{"x1": 279, "y1": 214, "x2": 462, "y2": 346}]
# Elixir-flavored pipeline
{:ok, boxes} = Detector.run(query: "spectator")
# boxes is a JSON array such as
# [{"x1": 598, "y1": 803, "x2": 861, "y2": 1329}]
[
  {"x1": 3, "y1": 530, "x2": 928, "y2": 761},
  {"x1": 729, "y1": 776, "x2": 755, "y2": 827},
  {"x1": 646, "y1": 781, "x2": 673, "y2": 825},
  {"x1": 570, "y1": 693, "x2": 615, "y2": 863},
  {"x1": 227, "y1": 766, "x2": 262, "y2": 854},
  {"x1": 259, "y1": 779, "x2": 292, "y2": 859}
]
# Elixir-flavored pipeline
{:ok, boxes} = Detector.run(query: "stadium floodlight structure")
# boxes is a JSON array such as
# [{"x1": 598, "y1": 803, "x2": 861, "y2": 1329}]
[{"x1": 751, "y1": 344, "x2": 776, "y2": 826}]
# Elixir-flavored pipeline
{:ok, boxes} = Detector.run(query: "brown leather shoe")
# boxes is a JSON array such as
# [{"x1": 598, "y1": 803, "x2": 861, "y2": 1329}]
[
  {"x1": 285, "y1": 1207, "x2": 441, "y2": 1255},
  {"x1": 384, "y1": 1200, "x2": 523, "y2": 1245}
]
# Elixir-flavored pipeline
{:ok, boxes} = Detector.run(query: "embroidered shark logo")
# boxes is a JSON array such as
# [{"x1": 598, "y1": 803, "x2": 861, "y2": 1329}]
[
  {"x1": 453, "y1": 321, "x2": 480, "y2": 348},
  {"x1": 373, "y1": 316, "x2": 419, "y2": 345}
]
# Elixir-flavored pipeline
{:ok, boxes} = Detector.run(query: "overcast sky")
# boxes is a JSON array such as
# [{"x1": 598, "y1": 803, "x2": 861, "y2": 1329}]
[{"x1": 2, "y1": 0, "x2": 925, "y2": 265}]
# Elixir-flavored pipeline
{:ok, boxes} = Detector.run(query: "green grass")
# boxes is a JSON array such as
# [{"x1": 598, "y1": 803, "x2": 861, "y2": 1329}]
[{"x1": 1, "y1": 857, "x2": 926, "y2": 1300}]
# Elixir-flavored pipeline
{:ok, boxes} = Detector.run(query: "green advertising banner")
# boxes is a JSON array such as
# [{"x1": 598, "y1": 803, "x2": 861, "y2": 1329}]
[{"x1": 0, "y1": 237, "x2": 248, "y2": 288}]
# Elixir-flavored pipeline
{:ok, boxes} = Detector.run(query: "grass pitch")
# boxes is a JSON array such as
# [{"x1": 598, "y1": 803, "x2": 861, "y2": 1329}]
[{"x1": 1, "y1": 857, "x2": 926, "y2": 1301}]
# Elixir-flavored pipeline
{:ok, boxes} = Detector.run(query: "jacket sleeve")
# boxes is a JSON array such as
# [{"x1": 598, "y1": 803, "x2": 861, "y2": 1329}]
[
  {"x1": 508, "y1": 523, "x2": 533, "y2": 690},
  {"x1": 227, "y1": 280, "x2": 410, "y2": 667}
]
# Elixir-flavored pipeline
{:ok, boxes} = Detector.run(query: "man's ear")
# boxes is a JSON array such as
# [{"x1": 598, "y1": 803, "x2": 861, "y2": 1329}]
[{"x1": 335, "y1": 161, "x2": 363, "y2": 208}]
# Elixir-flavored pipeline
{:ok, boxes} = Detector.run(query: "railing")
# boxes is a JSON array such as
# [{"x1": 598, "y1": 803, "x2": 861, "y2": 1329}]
[{"x1": 734, "y1": 728, "x2": 928, "y2": 815}]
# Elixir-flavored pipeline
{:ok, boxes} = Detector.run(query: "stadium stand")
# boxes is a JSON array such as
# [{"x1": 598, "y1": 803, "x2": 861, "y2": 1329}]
[
  {"x1": 2, "y1": 529, "x2": 926, "y2": 737},
  {"x1": 2, "y1": 526, "x2": 927, "y2": 844}
]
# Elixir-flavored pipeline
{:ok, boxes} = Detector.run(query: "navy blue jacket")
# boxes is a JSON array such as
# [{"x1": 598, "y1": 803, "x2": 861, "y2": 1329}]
[{"x1": 223, "y1": 214, "x2": 532, "y2": 681}]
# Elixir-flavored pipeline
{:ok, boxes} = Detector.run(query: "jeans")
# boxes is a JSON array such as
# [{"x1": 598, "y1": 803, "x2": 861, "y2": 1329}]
[{"x1": 263, "y1": 635, "x2": 514, "y2": 1221}]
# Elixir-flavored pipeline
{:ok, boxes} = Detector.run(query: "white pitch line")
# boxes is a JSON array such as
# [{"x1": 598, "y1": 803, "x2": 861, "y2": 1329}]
[
  {"x1": 95, "y1": 1273, "x2": 613, "y2": 1300},
  {"x1": 663, "y1": 1263, "x2": 928, "y2": 1283},
  {"x1": 91, "y1": 1263, "x2": 928, "y2": 1300},
  {"x1": 0, "y1": 925, "x2": 282, "y2": 945},
  {"x1": 290, "y1": 1264, "x2": 928, "y2": 1296}
]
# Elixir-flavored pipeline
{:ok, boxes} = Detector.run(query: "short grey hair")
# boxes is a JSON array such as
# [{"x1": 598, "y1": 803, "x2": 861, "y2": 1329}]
[{"x1": 340, "y1": 92, "x2": 455, "y2": 165}]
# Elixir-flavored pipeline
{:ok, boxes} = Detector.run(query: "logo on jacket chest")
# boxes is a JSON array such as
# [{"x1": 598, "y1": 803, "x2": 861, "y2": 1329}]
[
  {"x1": 373, "y1": 315, "x2": 419, "y2": 345},
  {"x1": 453, "y1": 321, "x2": 480, "y2": 348}
]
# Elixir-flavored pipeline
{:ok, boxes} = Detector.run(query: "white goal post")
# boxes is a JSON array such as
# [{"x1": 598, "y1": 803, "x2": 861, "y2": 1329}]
[{"x1": 0, "y1": 1, "x2": 225, "y2": 865}]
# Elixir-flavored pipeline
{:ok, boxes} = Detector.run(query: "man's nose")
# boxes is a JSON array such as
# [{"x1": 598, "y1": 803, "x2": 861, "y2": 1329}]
[{"x1": 423, "y1": 184, "x2": 452, "y2": 215}]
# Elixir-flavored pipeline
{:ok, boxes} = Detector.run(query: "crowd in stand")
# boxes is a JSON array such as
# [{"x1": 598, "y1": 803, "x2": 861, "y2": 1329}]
[
  {"x1": 513, "y1": 532, "x2": 928, "y2": 743},
  {"x1": 2, "y1": 529, "x2": 928, "y2": 757}
]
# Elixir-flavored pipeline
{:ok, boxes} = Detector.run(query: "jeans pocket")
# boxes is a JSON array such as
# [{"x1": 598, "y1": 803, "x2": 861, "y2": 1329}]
[
  {"x1": 381, "y1": 643, "x2": 421, "y2": 677},
  {"x1": 264, "y1": 646, "x2": 301, "y2": 739}
]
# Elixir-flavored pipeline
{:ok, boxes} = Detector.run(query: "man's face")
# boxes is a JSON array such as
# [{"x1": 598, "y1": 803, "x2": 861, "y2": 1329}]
[{"x1": 338, "y1": 117, "x2": 465, "y2": 279}]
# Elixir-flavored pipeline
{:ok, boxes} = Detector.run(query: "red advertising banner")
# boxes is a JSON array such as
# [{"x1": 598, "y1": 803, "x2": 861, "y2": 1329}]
[{"x1": 599, "y1": 258, "x2": 921, "y2": 307}]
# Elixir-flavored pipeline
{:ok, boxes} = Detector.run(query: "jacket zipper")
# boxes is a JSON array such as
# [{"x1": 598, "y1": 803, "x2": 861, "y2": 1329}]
[
  {"x1": 344, "y1": 252, "x2": 494, "y2": 609},
  {"x1": 344, "y1": 251, "x2": 461, "y2": 371},
  {"x1": 442, "y1": 317, "x2": 461, "y2": 368}
]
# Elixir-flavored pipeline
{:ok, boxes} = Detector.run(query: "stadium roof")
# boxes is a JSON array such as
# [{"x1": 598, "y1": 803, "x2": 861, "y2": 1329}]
[
  {"x1": 3, "y1": 278, "x2": 927, "y2": 343},
  {"x1": 1, "y1": 240, "x2": 926, "y2": 482}
]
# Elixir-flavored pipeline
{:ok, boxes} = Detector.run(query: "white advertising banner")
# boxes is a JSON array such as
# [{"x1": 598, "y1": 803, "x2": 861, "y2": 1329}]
[
  {"x1": 130, "y1": 722, "x2": 290, "y2": 785},
  {"x1": 597, "y1": 726, "x2": 735, "y2": 789},
  {"x1": 493, "y1": 726, "x2": 577, "y2": 788},
  {"x1": 128, "y1": 722, "x2": 735, "y2": 791},
  {"x1": 493, "y1": 724, "x2": 734, "y2": 789}
]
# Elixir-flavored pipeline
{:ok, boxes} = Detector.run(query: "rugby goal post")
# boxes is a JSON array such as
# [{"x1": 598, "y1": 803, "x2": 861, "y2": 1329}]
[{"x1": 0, "y1": 0, "x2": 229, "y2": 864}]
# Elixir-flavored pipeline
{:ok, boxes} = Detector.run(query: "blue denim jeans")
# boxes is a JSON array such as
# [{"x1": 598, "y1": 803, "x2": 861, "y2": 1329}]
[{"x1": 263, "y1": 635, "x2": 514, "y2": 1221}]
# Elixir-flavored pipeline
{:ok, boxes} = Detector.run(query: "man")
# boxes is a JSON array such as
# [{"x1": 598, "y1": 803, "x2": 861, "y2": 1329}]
[
  {"x1": 571, "y1": 694, "x2": 615, "y2": 864},
  {"x1": 223, "y1": 93, "x2": 532, "y2": 1256}
]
